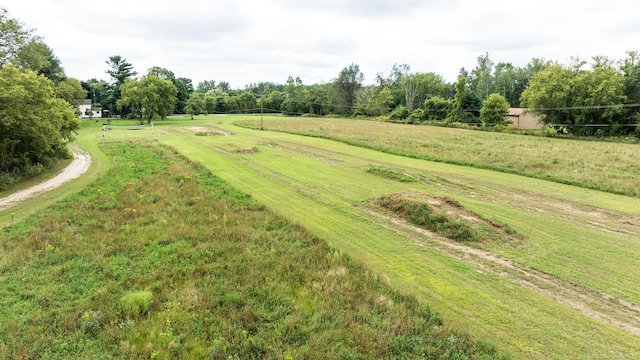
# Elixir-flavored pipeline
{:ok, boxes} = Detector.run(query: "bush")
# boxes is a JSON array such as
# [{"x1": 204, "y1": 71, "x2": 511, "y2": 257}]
[
  {"x1": 119, "y1": 290, "x2": 153, "y2": 318},
  {"x1": 480, "y1": 93, "x2": 510, "y2": 126},
  {"x1": 390, "y1": 106, "x2": 409, "y2": 121},
  {"x1": 407, "y1": 109, "x2": 426, "y2": 124}
]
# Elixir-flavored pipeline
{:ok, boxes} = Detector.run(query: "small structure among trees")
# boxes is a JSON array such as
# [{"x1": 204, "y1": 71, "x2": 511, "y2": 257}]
[{"x1": 74, "y1": 99, "x2": 102, "y2": 119}]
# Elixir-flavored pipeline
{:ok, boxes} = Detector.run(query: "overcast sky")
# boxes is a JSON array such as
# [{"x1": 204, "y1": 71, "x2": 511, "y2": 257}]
[{"x1": 2, "y1": 0, "x2": 639, "y2": 88}]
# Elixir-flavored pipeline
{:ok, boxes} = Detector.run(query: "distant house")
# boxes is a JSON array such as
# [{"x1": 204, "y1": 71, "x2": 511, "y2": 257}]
[
  {"x1": 74, "y1": 99, "x2": 103, "y2": 119},
  {"x1": 506, "y1": 108, "x2": 543, "y2": 129}
]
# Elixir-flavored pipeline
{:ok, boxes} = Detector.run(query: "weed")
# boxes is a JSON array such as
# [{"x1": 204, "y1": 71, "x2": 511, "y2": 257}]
[
  {"x1": 374, "y1": 195, "x2": 478, "y2": 242},
  {"x1": 120, "y1": 291, "x2": 153, "y2": 318}
]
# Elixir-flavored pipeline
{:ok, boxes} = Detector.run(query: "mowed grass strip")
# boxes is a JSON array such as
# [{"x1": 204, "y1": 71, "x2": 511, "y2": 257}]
[
  {"x1": 160, "y1": 122, "x2": 640, "y2": 359},
  {"x1": 0, "y1": 141, "x2": 508, "y2": 359},
  {"x1": 234, "y1": 116, "x2": 640, "y2": 197}
]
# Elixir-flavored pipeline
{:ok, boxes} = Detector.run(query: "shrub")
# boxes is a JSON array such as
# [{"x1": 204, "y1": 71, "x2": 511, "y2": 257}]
[
  {"x1": 119, "y1": 290, "x2": 153, "y2": 318},
  {"x1": 390, "y1": 106, "x2": 409, "y2": 121},
  {"x1": 407, "y1": 109, "x2": 426, "y2": 124},
  {"x1": 480, "y1": 93, "x2": 510, "y2": 126}
]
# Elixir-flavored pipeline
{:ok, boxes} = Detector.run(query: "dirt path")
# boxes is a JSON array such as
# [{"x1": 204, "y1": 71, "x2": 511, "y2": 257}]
[
  {"x1": 366, "y1": 209, "x2": 640, "y2": 336},
  {"x1": 0, "y1": 150, "x2": 91, "y2": 211}
]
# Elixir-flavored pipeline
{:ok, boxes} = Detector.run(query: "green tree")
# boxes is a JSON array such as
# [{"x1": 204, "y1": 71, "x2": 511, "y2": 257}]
[
  {"x1": 0, "y1": 66, "x2": 80, "y2": 174},
  {"x1": 0, "y1": 7, "x2": 32, "y2": 67},
  {"x1": 265, "y1": 90, "x2": 284, "y2": 113},
  {"x1": 334, "y1": 63, "x2": 364, "y2": 114},
  {"x1": 449, "y1": 71, "x2": 469, "y2": 122},
  {"x1": 521, "y1": 61, "x2": 627, "y2": 135},
  {"x1": 55, "y1": 77, "x2": 86, "y2": 104},
  {"x1": 86, "y1": 78, "x2": 111, "y2": 108},
  {"x1": 204, "y1": 88, "x2": 229, "y2": 114},
  {"x1": 480, "y1": 93, "x2": 510, "y2": 126},
  {"x1": 390, "y1": 64, "x2": 420, "y2": 112},
  {"x1": 470, "y1": 52, "x2": 494, "y2": 100},
  {"x1": 414, "y1": 72, "x2": 450, "y2": 106},
  {"x1": 175, "y1": 77, "x2": 193, "y2": 114},
  {"x1": 356, "y1": 86, "x2": 393, "y2": 116},
  {"x1": 520, "y1": 64, "x2": 573, "y2": 126},
  {"x1": 185, "y1": 92, "x2": 204, "y2": 119},
  {"x1": 217, "y1": 81, "x2": 230, "y2": 92},
  {"x1": 424, "y1": 96, "x2": 454, "y2": 121},
  {"x1": 117, "y1": 75, "x2": 177, "y2": 124},
  {"x1": 196, "y1": 80, "x2": 216, "y2": 93},
  {"x1": 307, "y1": 84, "x2": 327, "y2": 115},
  {"x1": 281, "y1": 76, "x2": 306, "y2": 115},
  {"x1": 105, "y1": 55, "x2": 137, "y2": 115},
  {"x1": 620, "y1": 50, "x2": 640, "y2": 127}
]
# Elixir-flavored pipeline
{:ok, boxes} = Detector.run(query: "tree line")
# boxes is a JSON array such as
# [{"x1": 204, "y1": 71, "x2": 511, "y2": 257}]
[
  {"x1": 94, "y1": 52, "x2": 639, "y2": 136},
  {"x1": 2, "y1": 5, "x2": 640, "y2": 190}
]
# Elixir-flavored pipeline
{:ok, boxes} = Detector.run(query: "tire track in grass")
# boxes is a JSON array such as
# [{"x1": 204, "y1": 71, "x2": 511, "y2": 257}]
[{"x1": 363, "y1": 208, "x2": 640, "y2": 336}]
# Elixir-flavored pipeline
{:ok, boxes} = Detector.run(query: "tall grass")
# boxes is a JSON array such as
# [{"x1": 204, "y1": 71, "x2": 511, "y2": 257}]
[
  {"x1": 235, "y1": 116, "x2": 640, "y2": 197},
  {"x1": 373, "y1": 194, "x2": 478, "y2": 243},
  {"x1": 0, "y1": 140, "x2": 508, "y2": 359}
]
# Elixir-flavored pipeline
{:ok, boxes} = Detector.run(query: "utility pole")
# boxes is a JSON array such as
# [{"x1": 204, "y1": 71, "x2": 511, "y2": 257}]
[{"x1": 260, "y1": 90, "x2": 264, "y2": 130}]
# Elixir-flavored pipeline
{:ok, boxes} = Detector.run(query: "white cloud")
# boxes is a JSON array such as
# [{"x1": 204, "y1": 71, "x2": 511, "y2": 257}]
[{"x1": 2, "y1": 0, "x2": 639, "y2": 88}]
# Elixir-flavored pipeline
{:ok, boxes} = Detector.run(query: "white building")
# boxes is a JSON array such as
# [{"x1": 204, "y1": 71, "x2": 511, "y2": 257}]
[{"x1": 74, "y1": 99, "x2": 102, "y2": 119}]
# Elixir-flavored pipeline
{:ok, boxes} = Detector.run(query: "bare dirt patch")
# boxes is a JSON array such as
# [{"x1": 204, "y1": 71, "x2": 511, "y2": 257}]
[
  {"x1": 182, "y1": 126, "x2": 231, "y2": 136},
  {"x1": 0, "y1": 150, "x2": 91, "y2": 211}
]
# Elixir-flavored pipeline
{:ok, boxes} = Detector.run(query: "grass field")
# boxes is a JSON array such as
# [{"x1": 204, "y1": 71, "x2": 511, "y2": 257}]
[
  {"x1": 0, "y1": 140, "x2": 507, "y2": 359},
  {"x1": 2, "y1": 115, "x2": 640, "y2": 359},
  {"x1": 234, "y1": 116, "x2": 640, "y2": 197}
]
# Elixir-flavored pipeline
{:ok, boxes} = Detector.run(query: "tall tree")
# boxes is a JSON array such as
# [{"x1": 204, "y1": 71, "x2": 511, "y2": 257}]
[
  {"x1": 0, "y1": 7, "x2": 32, "y2": 67},
  {"x1": 105, "y1": 55, "x2": 137, "y2": 114},
  {"x1": 217, "y1": 81, "x2": 230, "y2": 92},
  {"x1": 204, "y1": 88, "x2": 229, "y2": 114},
  {"x1": 620, "y1": 50, "x2": 640, "y2": 125},
  {"x1": 117, "y1": 74, "x2": 177, "y2": 124},
  {"x1": 281, "y1": 76, "x2": 306, "y2": 115},
  {"x1": 449, "y1": 70, "x2": 469, "y2": 122},
  {"x1": 185, "y1": 92, "x2": 204, "y2": 119},
  {"x1": 521, "y1": 60, "x2": 627, "y2": 134},
  {"x1": 86, "y1": 78, "x2": 111, "y2": 108},
  {"x1": 307, "y1": 84, "x2": 327, "y2": 115},
  {"x1": 196, "y1": 80, "x2": 216, "y2": 93},
  {"x1": 414, "y1": 72, "x2": 450, "y2": 105},
  {"x1": 54, "y1": 77, "x2": 87, "y2": 104},
  {"x1": 390, "y1": 64, "x2": 420, "y2": 112},
  {"x1": 334, "y1": 63, "x2": 364, "y2": 113},
  {"x1": 0, "y1": 66, "x2": 80, "y2": 174},
  {"x1": 470, "y1": 52, "x2": 494, "y2": 100},
  {"x1": 355, "y1": 86, "x2": 394, "y2": 116},
  {"x1": 174, "y1": 77, "x2": 193, "y2": 114}
]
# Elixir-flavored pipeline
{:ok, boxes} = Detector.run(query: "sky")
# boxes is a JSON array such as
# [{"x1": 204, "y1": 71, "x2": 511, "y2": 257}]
[{"x1": 2, "y1": 0, "x2": 639, "y2": 88}]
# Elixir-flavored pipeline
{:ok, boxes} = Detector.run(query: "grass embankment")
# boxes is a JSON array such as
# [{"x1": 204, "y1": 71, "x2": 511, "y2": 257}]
[
  {"x1": 234, "y1": 116, "x2": 640, "y2": 197},
  {"x1": 0, "y1": 141, "x2": 507, "y2": 359}
]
